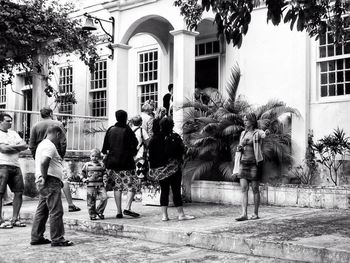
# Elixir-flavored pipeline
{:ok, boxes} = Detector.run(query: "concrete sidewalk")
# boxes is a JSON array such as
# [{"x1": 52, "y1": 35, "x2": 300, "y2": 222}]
[{"x1": 3, "y1": 198, "x2": 350, "y2": 263}]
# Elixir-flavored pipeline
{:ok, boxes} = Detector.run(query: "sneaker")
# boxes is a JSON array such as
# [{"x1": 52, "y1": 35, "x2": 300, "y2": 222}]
[
  {"x1": 30, "y1": 238, "x2": 51, "y2": 245},
  {"x1": 68, "y1": 205, "x2": 81, "y2": 212},
  {"x1": 123, "y1": 209, "x2": 140, "y2": 218},
  {"x1": 51, "y1": 240, "x2": 74, "y2": 247}
]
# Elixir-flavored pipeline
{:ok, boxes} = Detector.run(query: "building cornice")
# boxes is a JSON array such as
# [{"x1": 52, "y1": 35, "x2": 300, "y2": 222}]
[
  {"x1": 170, "y1": 30, "x2": 199, "y2": 37},
  {"x1": 103, "y1": 0, "x2": 158, "y2": 12}
]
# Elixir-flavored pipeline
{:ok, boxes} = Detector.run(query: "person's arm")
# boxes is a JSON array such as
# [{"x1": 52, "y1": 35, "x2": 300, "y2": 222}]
[
  {"x1": 40, "y1": 156, "x2": 51, "y2": 180},
  {"x1": 258, "y1": 129, "x2": 270, "y2": 139},
  {"x1": 11, "y1": 142, "x2": 28, "y2": 152},
  {"x1": 29, "y1": 126, "x2": 37, "y2": 157},
  {"x1": 58, "y1": 124, "x2": 67, "y2": 158},
  {"x1": 101, "y1": 128, "x2": 111, "y2": 155},
  {"x1": 0, "y1": 144, "x2": 18, "y2": 154},
  {"x1": 80, "y1": 164, "x2": 88, "y2": 183}
]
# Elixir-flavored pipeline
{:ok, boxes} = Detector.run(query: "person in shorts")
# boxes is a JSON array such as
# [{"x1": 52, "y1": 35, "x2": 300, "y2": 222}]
[
  {"x1": 0, "y1": 113, "x2": 28, "y2": 229},
  {"x1": 102, "y1": 110, "x2": 139, "y2": 219},
  {"x1": 81, "y1": 149, "x2": 108, "y2": 220}
]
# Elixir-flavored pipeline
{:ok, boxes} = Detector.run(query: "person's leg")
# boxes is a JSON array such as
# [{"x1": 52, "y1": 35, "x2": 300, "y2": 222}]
[
  {"x1": 12, "y1": 192, "x2": 23, "y2": 221},
  {"x1": 0, "y1": 193, "x2": 3, "y2": 223},
  {"x1": 251, "y1": 180, "x2": 260, "y2": 218},
  {"x1": 114, "y1": 190, "x2": 122, "y2": 216},
  {"x1": 8, "y1": 167, "x2": 25, "y2": 224},
  {"x1": 124, "y1": 171, "x2": 139, "y2": 217},
  {"x1": 159, "y1": 176, "x2": 171, "y2": 220},
  {"x1": 96, "y1": 187, "x2": 108, "y2": 216},
  {"x1": 46, "y1": 178, "x2": 66, "y2": 244},
  {"x1": 0, "y1": 166, "x2": 8, "y2": 222},
  {"x1": 86, "y1": 187, "x2": 97, "y2": 218},
  {"x1": 31, "y1": 194, "x2": 49, "y2": 242},
  {"x1": 236, "y1": 179, "x2": 249, "y2": 221},
  {"x1": 62, "y1": 181, "x2": 80, "y2": 212}
]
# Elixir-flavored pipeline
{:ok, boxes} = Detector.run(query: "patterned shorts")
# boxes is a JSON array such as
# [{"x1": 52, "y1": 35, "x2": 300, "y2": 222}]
[{"x1": 108, "y1": 169, "x2": 139, "y2": 193}]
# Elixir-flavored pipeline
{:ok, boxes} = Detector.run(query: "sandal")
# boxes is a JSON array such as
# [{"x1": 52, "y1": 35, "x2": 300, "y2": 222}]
[
  {"x1": 97, "y1": 213, "x2": 105, "y2": 220},
  {"x1": 178, "y1": 215, "x2": 195, "y2": 221},
  {"x1": 0, "y1": 221, "x2": 13, "y2": 229},
  {"x1": 11, "y1": 219, "x2": 26, "y2": 227},
  {"x1": 250, "y1": 214, "x2": 260, "y2": 220},
  {"x1": 161, "y1": 217, "x2": 169, "y2": 222},
  {"x1": 68, "y1": 205, "x2": 81, "y2": 212}
]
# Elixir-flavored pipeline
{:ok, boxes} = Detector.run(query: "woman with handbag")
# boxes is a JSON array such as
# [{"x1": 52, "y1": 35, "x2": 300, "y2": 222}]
[
  {"x1": 233, "y1": 113, "x2": 269, "y2": 221},
  {"x1": 148, "y1": 118, "x2": 195, "y2": 222}
]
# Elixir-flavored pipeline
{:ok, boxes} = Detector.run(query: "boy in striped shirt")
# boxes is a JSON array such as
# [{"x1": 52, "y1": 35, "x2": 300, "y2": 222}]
[{"x1": 81, "y1": 149, "x2": 108, "y2": 220}]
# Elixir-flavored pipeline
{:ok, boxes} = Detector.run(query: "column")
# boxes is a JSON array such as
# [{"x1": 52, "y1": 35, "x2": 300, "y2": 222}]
[
  {"x1": 108, "y1": 43, "x2": 131, "y2": 126},
  {"x1": 170, "y1": 29, "x2": 199, "y2": 135}
]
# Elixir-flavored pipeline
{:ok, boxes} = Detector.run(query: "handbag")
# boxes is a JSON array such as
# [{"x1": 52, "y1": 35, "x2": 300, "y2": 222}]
[{"x1": 148, "y1": 159, "x2": 181, "y2": 182}]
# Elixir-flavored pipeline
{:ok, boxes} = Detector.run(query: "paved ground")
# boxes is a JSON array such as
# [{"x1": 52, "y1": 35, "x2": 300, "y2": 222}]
[
  {"x1": 3, "y1": 198, "x2": 350, "y2": 262},
  {"x1": 0, "y1": 225, "x2": 286, "y2": 263}
]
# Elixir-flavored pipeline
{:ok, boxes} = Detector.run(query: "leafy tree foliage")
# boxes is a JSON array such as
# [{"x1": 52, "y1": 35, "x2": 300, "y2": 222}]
[
  {"x1": 174, "y1": 0, "x2": 350, "y2": 48},
  {"x1": 182, "y1": 66, "x2": 300, "y2": 181},
  {"x1": 0, "y1": 0, "x2": 99, "y2": 85}
]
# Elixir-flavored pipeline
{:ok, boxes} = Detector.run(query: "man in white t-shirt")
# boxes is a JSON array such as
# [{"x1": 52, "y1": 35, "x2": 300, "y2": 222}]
[
  {"x1": 30, "y1": 125, "x2": 73, "y2": 246},
  {"x1": 0, "y1": 113, "x2": 28, "y2": 229}
]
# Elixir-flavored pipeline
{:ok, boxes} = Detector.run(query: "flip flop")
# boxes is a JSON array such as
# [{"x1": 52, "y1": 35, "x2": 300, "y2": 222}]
[
  {"x1": 0, "y1": 221, "x2": 13, "y2": 229},
  {"x1": 178, "y1": 215, "x2": 195, "y2": 221},
  {"x1": 161, "y1": 217, "x2": 169, "y2": 221},
  {"x1": 11, "y1": 219, "x2": 26, "y2": 227},
  {"x1": 250, "y1": 215, "x2": 260, "y2": 220}
]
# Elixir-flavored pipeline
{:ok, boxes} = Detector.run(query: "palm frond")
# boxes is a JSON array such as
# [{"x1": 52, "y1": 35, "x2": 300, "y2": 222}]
[
  {"x1": 184, "y1": 160, "x2": 215, "y2": 180},
  {"x1": 218, "y1": 162, "x2": 235, "y2": 181},
  {"x1": 225, "y1": 65, "x2": 241, "y2": 103}
]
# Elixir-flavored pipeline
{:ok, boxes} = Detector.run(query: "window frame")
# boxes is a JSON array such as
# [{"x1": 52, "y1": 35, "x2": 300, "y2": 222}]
[
  {"x1": 58, "y1": 65, "x2": 74, "y2": 115},
  {"x1": 136, "y1": 48, "x2": 159, "y2": 111},
  {"x1": 316, "y1": 18, "x2": 350, "y2": 101},
  {"x1": 0, "y1": 81, "x2": 6, "y2": 109},
  {"x1": 89, "y1": 59, "x2": 107, "y2": 117}
]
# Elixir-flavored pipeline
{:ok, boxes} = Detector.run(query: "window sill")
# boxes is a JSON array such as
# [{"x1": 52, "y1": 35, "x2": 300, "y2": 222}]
[{"x1": 311, "y1": 95, "x2": 350, "y2": 104}]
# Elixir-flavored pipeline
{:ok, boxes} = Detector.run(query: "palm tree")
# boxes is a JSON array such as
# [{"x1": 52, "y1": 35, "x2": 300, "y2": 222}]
[{"x1": 182, "y1": 65, "x2": 300, "y2": 182}]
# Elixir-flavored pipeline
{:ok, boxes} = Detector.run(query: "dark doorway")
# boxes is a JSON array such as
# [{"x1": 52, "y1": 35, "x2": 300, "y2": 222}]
[{"x1": 195, "y1": 57, "x2": 219, "y2": 90}]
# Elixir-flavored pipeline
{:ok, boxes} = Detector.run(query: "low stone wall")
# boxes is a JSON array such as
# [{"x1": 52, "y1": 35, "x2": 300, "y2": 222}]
[
  {"x1": 19, "y1": 150, "x2": 90, "y2": 197},
  {"x1": 191, "y1": 180, "x2": 350, "y2": 209}
]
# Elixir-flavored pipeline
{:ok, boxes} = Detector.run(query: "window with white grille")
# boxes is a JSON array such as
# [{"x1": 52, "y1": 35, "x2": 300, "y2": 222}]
[
  {"x1": 0, "y1": 81, "x2": 6, "y2": 109},
  {"x1": 58, "y1": 66, "x2": 73, "y2": 114},
  {"x1": 138, "y1": 50, "x2": 158, "y2": 110},
  {"x1": 195, "y1": 40, "x2": 220, "y2": 57},
  {"x1": 318, "y1": 22, "x2": 350, "y2": 97},
  {"x1": 90, "y1": 60, "x2": 107, "y2": 117}
]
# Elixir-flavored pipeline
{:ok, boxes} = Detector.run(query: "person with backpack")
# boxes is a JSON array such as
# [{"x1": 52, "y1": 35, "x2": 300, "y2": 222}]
[
  {"x1": 130, "y1": 115, "x2": 149, "y2": 179},
  {"x1": 148, "y1": 118, "x2": 195, "y2": 222}
]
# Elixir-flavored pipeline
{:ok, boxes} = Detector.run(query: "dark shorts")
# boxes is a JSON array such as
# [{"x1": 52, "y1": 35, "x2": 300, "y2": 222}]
[{"x1": 0, "y1": 165, "x2": 24, "y2": 194}]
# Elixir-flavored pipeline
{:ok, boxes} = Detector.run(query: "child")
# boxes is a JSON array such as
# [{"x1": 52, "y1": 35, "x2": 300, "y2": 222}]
[{"x1": 81, "y1": 149, "x2": 108, "y2": 220}]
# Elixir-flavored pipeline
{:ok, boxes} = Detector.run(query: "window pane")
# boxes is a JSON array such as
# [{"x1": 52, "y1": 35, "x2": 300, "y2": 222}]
[
  {"x1": 337, "y1": 84, "x2": 344, "y2": 95},
  {"x1": 345, "y1": 70, "x2": 350, "y2": 81},
  {"x1": 319, "y1": 34, "x2": 326, "y2": 45},
  {"x1": 337, "y1": 59, "x2": 344, "y2": 70},
  {"x1": 329, "y1": 85, "x2": 335, "y2": 96},
  {"x1": 321, "y1": 85, "x2": 327, "y2": 97},
  {"x1": 337, "y1": 71, "x2": 344, "y2": 82},
  {"x1": 319, "y1": 46, "x2": 326, "y2": 58},
  {"x1": 321, "y1": 73, "x2": 327, "y2": 84},
  {"x1": 329, "y1": 61, "x2": 335, "y2": 71},
  {"x1": 329, "y1": 72, "x2": 335, "y2": 83},
  {"x1": 320, "y1": 62, "x2": 327, "y2": 72},
  {"x1": 346, "y1": 83, "x2": 350, "y2": 94},
  {"x1": 327, "y1": 45, "x2": 334, "y2": 57}
]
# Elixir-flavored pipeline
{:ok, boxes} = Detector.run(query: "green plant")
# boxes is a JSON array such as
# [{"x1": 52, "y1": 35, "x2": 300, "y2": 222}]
[
  {"x1": 182, "y1": 65, "x2": 299, "y2": 181},
  {"x1": 313, "y1": 128, "x2": 350, "y2": 186}
]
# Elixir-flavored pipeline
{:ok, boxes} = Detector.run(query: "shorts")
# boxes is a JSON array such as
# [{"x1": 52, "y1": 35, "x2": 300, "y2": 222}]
[
  {"x1": 108, "y1": 169, "x2": 139, "y2": 193},
  {"x1": 0, "y1": 165, "x2": 24, "y2": 194}
]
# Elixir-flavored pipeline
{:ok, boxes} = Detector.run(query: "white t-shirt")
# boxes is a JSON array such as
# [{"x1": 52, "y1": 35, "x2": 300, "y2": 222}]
[
  {"x1": 35, "y1": 139, "x2": 64, "y2": 181},
  {"x1": 0, "y1": 129, "x2": 24, "y2": 167},
  {"x1": 133, "y1": 126, "x2": 149, "y2": 160}
]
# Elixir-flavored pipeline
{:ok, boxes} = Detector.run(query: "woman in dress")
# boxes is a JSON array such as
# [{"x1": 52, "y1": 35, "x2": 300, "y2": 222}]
[{"x1": 234, "y1": 113, "x2": 269, "y2": 221}]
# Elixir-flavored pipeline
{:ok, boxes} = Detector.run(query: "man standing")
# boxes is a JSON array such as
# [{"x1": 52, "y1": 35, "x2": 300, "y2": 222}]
[
  {"x1": 0, "y1": 113, "x2": 27, "y2": 229},
  {"x1": 102, "y1": 110, "x2": 139, "y2": 218},
  {"x1": 29, "y1": 107, "x2": 80, "y2": 212},
  {"x1": 31, "y1": 125, "x2": 73, "y2": 246},
  {"x1": 163, "y1": 84, "x2": 173, "y2": 116}
]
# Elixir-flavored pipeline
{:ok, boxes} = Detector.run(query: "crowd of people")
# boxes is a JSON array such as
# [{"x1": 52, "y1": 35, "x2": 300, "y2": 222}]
[{"x1": 0, "y1": 84, "x2": 270, "y2": 246}]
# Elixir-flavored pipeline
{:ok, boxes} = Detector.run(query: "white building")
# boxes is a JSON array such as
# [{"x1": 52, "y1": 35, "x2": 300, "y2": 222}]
[{"x1": 2, "y1": 0, "x2": 350, "y2": 169}]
